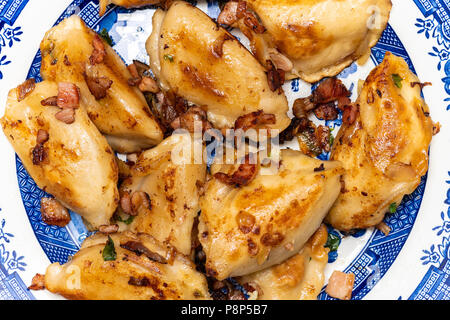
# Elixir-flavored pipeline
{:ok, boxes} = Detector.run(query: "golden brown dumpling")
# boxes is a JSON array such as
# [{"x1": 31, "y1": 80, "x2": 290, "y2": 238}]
[
  {"x1": 1, "y1": 81, "x2": 119, "y2": 229},
  {"x1": 118, "y1": 133, "x2": 206, "y2": 255},
  {"x1": 40, "y1": 15, "x2": 163, "y2": 153},
  {"x1": 223, "y1": 0, "x2": 391, "y2": 83},
  {"x1": 44, "y1": 232, "x2": 210, "y2": 300},
  {"x1": 238, "y1": 224, "x2": 329, "y2": 300},
  {"x1": 326, "y1": 52, "x2": 435, "y2": 231},
  {"x1": 99, "y1": 0, "x2": 161, "y2": 16},
  {"x1": 146, "y1": 1, "x2": 290, "y2": 131},
  {"x1": 199, "y1": 149, "x2": 343, "y2": 280}
]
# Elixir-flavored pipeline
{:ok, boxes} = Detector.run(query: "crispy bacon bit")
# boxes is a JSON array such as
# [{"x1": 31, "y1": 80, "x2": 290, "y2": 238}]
[
  {"x1": 217, "y1": 1, "x2": 238, "y2": 25},
  {"x1": 243, "y1": 282, "x2": 263, "y2": 300},
  {"x1": 32, "y1": 143, "x2": 48, "y2": 165},
  {"x1": 40, "y1": 197, "x2": 71, "y2": 227},
  {"x1": 130, "y1": 191, "x2": 151, "y2": 214},
  {"x1": 325, "y1": 271, "x2": 355, "y2": 300},
  {"x1": 146, "y1": 92, "x2": 189, "y2": 135},
  {"x1": 127, "y1": 63, "x2": 140, "y2": 78},
  {"x1": 292, "y1": 97, "x2": 315, "y2": 118},
  {"x1": 212, "y1": 33, "x2": 233, "y2": 58},
  {"x1": 234, "y1": 110, "x2": 276, "y2": 131},
  {"x1": 90, "y1": 34, "x2": 106, "y2": 65},
  {"x1": 138, "y1": 77, "x2": 159, "y2": 93},
  {"x1": 28, "y1": 273, "x2": 45, "y2": 291},
  {"x1": 17, "y1": 78, "x2": 36, "y2": 102},
  {"x1": 120, "y1": 241, "x2": 167, "y2": 264},
  {"x1": 411, "y1": 81, "x2": 432, "y2": 89},
  {"x1": 128, "y1": 276, "x2": 151, "y2": 287},
  {"x1": 98, "y1": 224, "x2": 119, "y2": 234},
  {"x1": 316, "y1": 125, "x2": 331, "y2": 152},
  {"x1": 128, "y1": 77, "x2": 141, "y2": 87},
  {"x1": 236, "y1": 1, "x2": 247, "y2": 19},
  {"x1": 85, "y1": 75, "x2": 113, "y2": 99},
  {"x1": 260, "y1": 232, "x2": 284, "y2": 247},
  {"x1": 376, "y1": 222, "x2": 391, "y2": 236},
  {"x1": 41, "y1": 96, "x2": 58, "y2": 106},
  {"x1": 279, "y1": 117, "x2": 309, "y2": 144},
  {"x1": 170, "y1": 106, "x2": 214, "y2": 134},
  {"x1": 266, "y1": 61, "x2": 285, "y2": 92},
  {"x1": 342, "y1": 104, "x2": 359, "y2": 125},
  {"x1": 337, "y1": 96, "x2": 351, "y2": 111},
  {"x1": 229, "y1": 290, "x2": 247, "y2": 300},
  {"x1": 314, "y1": 103, "x2": 339, "y2": 121},
  {"x1": 215, "y1": 154, "x2": 258, "y2": 187},
  {"x1": 57, "y1": 82, "x2": 80, "y2": 109},
  {"x1": 36, "y1": 129, "x2": 49, "y2": 144},
  {"x1": 268, "y1": 49, "x2": 293, "y2": 72},
  {"x1": 55, "y1": 108, "x2": 75, "y2": 124},
  {"x1": 313, "y1": 77, "x2": 350, "y2": 104},
  {"x1": 243, "y1": 10, "x2": 265, "y2": 34},
  {"x1": 120, "y1": 191, "x2": 133, "y2": 215}
]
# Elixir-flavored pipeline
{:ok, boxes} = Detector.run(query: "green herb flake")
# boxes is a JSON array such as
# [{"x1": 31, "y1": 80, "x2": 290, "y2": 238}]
[
  {"x1": 102, "y1": 236, "x2": 117, "y2": 261},
  {"x1": 392, "y1": 74, "x2": 403, "y2": 88},
  {"x1": 99, "y1": 28, "x2": 113, "y2": 46},
  {"x1": 164, "y1": 54, "x2": 174, "y2": 62},
  {"x1": 389, "y1": 202, "x2": 398, "y2": 214},
  {"x1": 116, "y1": 214, "x2": 135, "y2": 225},
  {"x1": 329, "y1": 132, "x2": 335, "y2": 147},
  {"x1": 325, "y1": 233, "x2": 341, "y2": 252}
]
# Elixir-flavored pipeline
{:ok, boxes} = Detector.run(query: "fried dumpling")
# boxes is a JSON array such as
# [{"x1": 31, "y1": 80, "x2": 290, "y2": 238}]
[
  {"x1": 44, "y1": 232, "x2": 210, "y2": 300},
  {"x1": 326, "y1": 52, "x2": 435, "y2": 231},
  {"x1": 219, "y1": 0, "x2": 391, "y2": 83},
  {"x1": 198, "y1": 149, "x2": 343, "y2": 279},
  {"x1": 238, "y1": 224, "x2": 329, "y2": 300},
  {"x1": 40, "y1": 15, "x2": 163, "y2": 153},
  {"x1": 1, "y1": 80, "x2": 119, "y2": 228},
  {"x1": 118, "y1": 133, "x2": 206, "y2": 255},
  {"x1": 146, "y1": 1, "x2": 290, "y2": 132},
  {"x1": 99, "y1": 0, "x2": 161, "y2": 16}
]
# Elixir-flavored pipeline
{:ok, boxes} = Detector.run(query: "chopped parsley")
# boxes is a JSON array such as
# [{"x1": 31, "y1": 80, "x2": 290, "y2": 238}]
[
  {"x1": 325, "y1": 233, "x2": 341, "y2": 252},
  {"x1": 99, "y1": 28, "x2": 113, "y2": 46},
  {"x1": 115, "y1": 214, "x2": 135, "y2": 225},
  {"x1": 389, "y1": 202, "x2": 398, "y2": 214},
  {"x1": 329, "y1": 132, "x2": 335, "y2": 147},
  {"x1": 163, "y1": 54, "x2": 174, "y2": 62},
  {"x1": 102, "y1": 236, "x2": 117, "y2": 261},
  {"x1": 392, "y1": 74, "x2": 403, "y2": 89}
]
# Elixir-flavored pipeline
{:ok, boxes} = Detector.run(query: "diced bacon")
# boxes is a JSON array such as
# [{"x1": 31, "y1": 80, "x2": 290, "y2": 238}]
[
  {"x1": 57, "y1": 82, "x2": 80, "y2": 109},
  {"x1": 326, "y1": 271, "x2": 355, "y2": 300},
  {"x1": 89, "y1": 34, "x2": 106, "y2": 65},
  {"x1": 28, "y1": 273, "x2": 45, "y2": 291},
  {"x1": 217, "y1": 1, "x2": 238, "y2": 25},
  {"x1": 17, "y1": 79, "x2": 36, "y2": 102},
  {"x1": 40, "y1": 197, "x2": 71, "y2": 227}
]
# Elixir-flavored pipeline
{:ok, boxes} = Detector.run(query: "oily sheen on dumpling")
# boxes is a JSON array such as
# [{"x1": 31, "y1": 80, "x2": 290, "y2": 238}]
[
  {"x1": 146, "y1": 1, "x2": 290, "y2": 131},
  {"x1": 326, "y1": 52, "x2": 435, "y2": 231},
  {"x1": 40, "y1": 15, "x2": 163, "y2": 153},
  {"x1": 118, "y1": 133, "x2": 206, "y2": 255},
  {"x1": 199, "y1": 149, "x2": 343, "y2": 280},
  {"x1": 238, "y1": 224, "x2": 329, "y2": 300},
  {"x1": 1, "y1": 81, "x2": 119, "y2": 229},
  {"x1": 228, "y1": 0, "x2": 392, "y2": 83},
  {"x1": 44, "y1": 232, "x2": 210, "y2": 300}
]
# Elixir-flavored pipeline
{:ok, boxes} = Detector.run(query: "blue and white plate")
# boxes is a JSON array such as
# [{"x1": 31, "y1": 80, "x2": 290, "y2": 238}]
[{"x1": 0, "y1": 0, "x2": 449, "y2": 300}]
